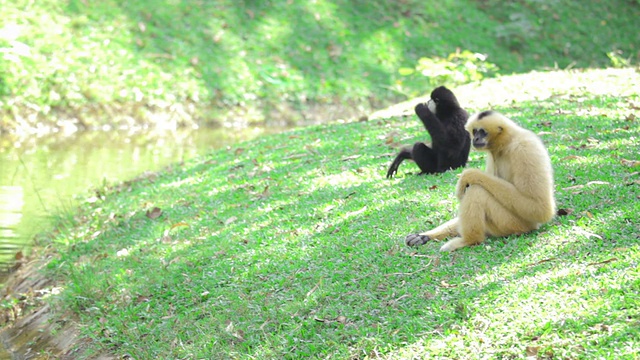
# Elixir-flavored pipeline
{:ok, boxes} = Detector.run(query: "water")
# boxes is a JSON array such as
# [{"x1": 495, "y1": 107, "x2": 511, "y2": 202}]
[{"x1": 0, "y1": 126, "x2": 279, "y2": 270}]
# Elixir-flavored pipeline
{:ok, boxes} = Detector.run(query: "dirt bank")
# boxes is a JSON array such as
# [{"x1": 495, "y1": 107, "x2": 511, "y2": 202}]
[{"x1": 0, "y1": 254, "x2": 113, "y2": 359}]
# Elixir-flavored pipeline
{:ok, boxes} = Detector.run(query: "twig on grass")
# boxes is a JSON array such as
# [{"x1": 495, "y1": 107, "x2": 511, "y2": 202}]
[{"x1": 384, "y1": 259, "x2": 433, "y2": 277}]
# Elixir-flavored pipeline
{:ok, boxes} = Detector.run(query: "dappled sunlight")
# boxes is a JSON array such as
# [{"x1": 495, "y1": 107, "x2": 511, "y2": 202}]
[
  {"x1": 371, "y1": 68, "x2": 640, "y2": 119},
  {"x1": 311, "y1": 170, "x2": 364, "y2": 189},
  {"x1": 5, "y1": 67, "x2": 639, "y2": 358}
]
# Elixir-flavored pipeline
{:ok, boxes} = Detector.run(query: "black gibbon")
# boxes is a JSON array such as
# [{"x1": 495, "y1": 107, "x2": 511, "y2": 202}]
[
  {"x1": 386, "y1": 86, "x2": 470, "y2": 179},
  {"x1": 405, "y1": 110, "x2": 556, "y2": 252}
]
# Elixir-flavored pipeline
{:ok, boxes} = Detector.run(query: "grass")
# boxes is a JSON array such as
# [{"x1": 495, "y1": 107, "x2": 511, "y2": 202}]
[
  {"x1": 16, "y1": 68, "x2": 638, "y2": 358},
  {"x1": 1, "y1": 0, "x2": 639, "y2": 132}
]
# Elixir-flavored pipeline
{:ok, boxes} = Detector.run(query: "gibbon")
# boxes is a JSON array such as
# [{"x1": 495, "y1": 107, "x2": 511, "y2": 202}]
[
  {"x1": 405, "y1": 110, "x2": 556, "y2": 252},
  {"x1": 386, "y1": 86, "x2": 470, "y2": 179}
]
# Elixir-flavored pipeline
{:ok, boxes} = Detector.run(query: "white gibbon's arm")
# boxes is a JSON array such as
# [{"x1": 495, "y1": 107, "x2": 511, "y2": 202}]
[{"x1": 460, "y1": 169, "x2": 552, "y2": 223}]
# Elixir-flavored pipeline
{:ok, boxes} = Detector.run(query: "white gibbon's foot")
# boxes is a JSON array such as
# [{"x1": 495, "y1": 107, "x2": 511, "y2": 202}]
[
  {"x1": 439, "y1": 237, "x2": 471, "y2": 252},
  {"x1": 405, "y1": 234, "x2": 431, "y2": 246}
]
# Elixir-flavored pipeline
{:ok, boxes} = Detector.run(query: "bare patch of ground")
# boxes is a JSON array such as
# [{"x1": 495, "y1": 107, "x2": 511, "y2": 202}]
[{"x1": 0, "y1": 256, "x2": 113, "y2": 359}]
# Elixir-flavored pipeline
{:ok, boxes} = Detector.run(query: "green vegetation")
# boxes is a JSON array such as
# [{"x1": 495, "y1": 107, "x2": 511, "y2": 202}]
[
  {"x1": 1, "y1": 0, "x2": 639, "y2": 132},
  {"x1": 19, "y1": 69, "x2": 638, "y2": 358}
]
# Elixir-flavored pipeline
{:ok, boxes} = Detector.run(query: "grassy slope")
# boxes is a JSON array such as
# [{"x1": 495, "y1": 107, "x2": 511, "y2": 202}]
[
  {"x1": 23, "y1": 68, "x2": 639, "y2": 359},
  {"x1": 1, "y1": 0, "x2": 639, "y2": 131}
]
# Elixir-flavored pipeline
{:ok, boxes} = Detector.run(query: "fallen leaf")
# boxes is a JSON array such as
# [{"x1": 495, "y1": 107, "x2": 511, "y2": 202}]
[
  {"x1": 526, "y1": 346, "x2": 540, "y2": 357},
  {"x1": 224, "y1": 216, "x2": 237, "y2": 225},
  {"x1": 587, "y1": 258, "x2": 617, "y2": 266},
  {"x1": 346, "y1": 206, "x2": 367, "y2": 217},
  {"x1": 440, "y1": 280, "x2": 456, "y2": 288},
  {"x1": 557, "y1": 208, "x2": 573, "y2": 216},
  {"x1": 234, "y1": 147, "x2": 245, "y2": 155},
  {"x1": 429, "y1": 185, "x2": 438, "y2": 190},
  {"x1": 116, "y1": 248, "x2": 130, "y2": 257},
  {"x1": 527, "y1": 257, "x2": 558, "y2": 267},
  {"x1": 573, "y1": 226, "x2": 602, "y2": 240},
  {"x1": 343, "y1": 191, "x2": 356, "y2": 199},
  {"x1": 136, "y1": 295, "x2": 150, "y2": 303},
  {"x1": 336, "y1": 315, "x2": 347, "y2": 324},
  {"x1": 561, "y1": 155, "x2": 585, "y2": 161},
  {"x1": 340, "y1": 154, "x2": 361, "y2": 161},
  {"x1": 146, "y1": 207, "x2": 162, "y2": 219},
  {"x1": 170, "y1": 222, "x2": 189, "y2": 230},
  {"x1": 621, "y1": 159, "x2": 640, "y2": 167},
  {"x1": 323, "y1": 205, "x2": 336, "y2": 213}
]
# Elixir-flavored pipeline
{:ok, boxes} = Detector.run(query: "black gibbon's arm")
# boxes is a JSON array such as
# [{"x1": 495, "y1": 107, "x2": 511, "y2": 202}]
[
  {"x1": 415, "y1": 103, "x2": 447, "y2": 139},
  {"x1": 386, "y1": 149, "x2": 412, "y2": 178},
  {"x1": 386, "y1": 86, "x2": 469, "y2": 179}
]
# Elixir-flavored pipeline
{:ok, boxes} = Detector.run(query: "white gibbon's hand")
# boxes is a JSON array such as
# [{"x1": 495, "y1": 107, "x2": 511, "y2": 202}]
[{"x1": 456, "y1": 169, "x2": 484, "y2": 199}]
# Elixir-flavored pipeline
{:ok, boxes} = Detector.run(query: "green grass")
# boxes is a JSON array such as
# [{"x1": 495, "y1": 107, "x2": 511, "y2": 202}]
[
  {"x1": 1, "y1": 0, "x2": 639, "y2": 131},
  {"x1": 27, "y1": 68, "x2": 640, "y2": 358}
]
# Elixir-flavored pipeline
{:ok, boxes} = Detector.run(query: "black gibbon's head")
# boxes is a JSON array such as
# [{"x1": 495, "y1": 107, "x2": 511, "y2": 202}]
[
  {"x1": 466, "y1": 110, "x2": 507, "y2": 151},
  {"x1": 427, "y1": 86, "x2": 460, "y2": 115}
]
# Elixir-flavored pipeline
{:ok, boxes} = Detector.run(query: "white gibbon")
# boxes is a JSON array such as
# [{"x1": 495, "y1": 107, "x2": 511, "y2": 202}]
[{"x1": 405, "y1": 110, "x2": 556, "y2": 252}]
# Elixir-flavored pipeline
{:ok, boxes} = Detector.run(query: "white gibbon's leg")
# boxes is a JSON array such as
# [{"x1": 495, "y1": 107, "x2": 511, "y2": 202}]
[
  {"x1": 440, "y1": 185, "x2": 535, "y2": 252},
  {"x1": 424, "y1": 217, "x2": 460, "y2": 240},
  {"x1": 405, "y1": 218, "x2": 459, "y2": 246}
]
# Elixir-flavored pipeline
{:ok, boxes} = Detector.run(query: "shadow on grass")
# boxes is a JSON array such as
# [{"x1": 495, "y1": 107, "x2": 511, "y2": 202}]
[
  {"x1": 61, "y1": 0, "x2": 640, "y2": 125},
  {"x1": 46, "y1": 93, "x2": 639, "y2": 357}
]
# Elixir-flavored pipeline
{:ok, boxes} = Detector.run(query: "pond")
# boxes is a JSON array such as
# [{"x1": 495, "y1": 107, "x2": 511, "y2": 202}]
[{"x1": 0, "y1": 126, "x2": 284, "y2": 271}]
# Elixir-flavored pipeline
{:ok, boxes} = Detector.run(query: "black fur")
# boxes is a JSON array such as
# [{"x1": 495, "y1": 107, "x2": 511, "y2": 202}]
[
  {"x1": 476, "y1": 110, "x2": 494, "y2": 120},
  {"x1": 386, "y1": 86, "x2": 471, "y2": 178}
]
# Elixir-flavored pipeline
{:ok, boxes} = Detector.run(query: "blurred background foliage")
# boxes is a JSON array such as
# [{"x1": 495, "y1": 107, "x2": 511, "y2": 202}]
[{"x1": 0, "y1": 0, "x2": 638, "y2": 133}]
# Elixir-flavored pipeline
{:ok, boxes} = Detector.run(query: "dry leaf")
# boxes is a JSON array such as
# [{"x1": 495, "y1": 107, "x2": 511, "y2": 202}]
[
  {"x1": 587, "y1": 258, "x2": 617, "y2": 266},
  {"x1": 224, "y1": 216, "x2": 237, "y2": 225},
  {"x1": 527, "y1": 257, "x2": 558, "y2": 267},
  {"x1": 561, "y1": 155, "x2": 585, "y2": 161},
  {"x1": 440, "y1": 280, "x2": 456, "y2": 288},
  {"x1": 621, "y1": 159, "x2": 640, "y2": 167},
  {"x1": 340, "y1": 154, "x2": 361, "y2": 161},
  {"x1": 557, "y1": 208, "x2": 573, "y2": 216},
  {"x1": 146, "y1": 207, "x2": 162, "y2": 219},
  {"x1": 526, "y1": 346, "x2": 539, "y2": 357},
  {"x1": 170, "y1": 222, "x2": 189, "y2": 230}
]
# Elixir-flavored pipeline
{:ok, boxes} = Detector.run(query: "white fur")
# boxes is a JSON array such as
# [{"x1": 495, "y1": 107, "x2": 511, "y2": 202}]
[
  {"x1": 427, "y1": 99, "x2": 436, "y2": 114},
  {"x1": 410, "y1": 111, "x2": 556, "y2": 252}
]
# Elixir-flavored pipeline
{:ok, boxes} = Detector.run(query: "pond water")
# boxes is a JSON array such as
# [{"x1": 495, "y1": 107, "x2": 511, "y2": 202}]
[{"x1": 0, "y1": 126, "x2": 282, "y2": 271}]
